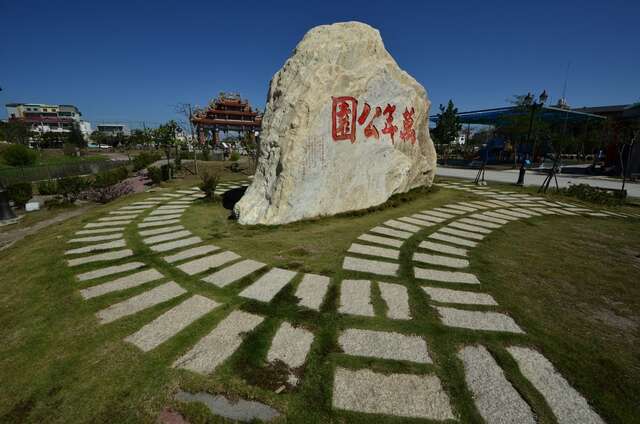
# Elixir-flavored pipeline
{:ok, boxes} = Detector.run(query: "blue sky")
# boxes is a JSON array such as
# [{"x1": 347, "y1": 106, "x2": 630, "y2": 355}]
[{"x1": 1, "y1": 0, "x2": 638, "y2": 128}]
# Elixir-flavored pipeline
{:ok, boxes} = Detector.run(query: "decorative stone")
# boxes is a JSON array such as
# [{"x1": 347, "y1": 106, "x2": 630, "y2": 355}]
[
  {"x1": 506, "y1": 346, "x2": 605, "y2": 424},
  {"x1": 378, "y1": 282, "x2": 411, "y2": 319},
  {"x1": 434, "y1": 306, "x2": 524, "y2": 333},
  {"x1": 202, "y1": 259, "x2": 266, "y2": 287},
  {"x1": 173, "y1": 310, "x2": 264, "y2": 374},
  {"x1": 414, "y1": 267, "x2": 480, "y2": 284},
  {"x1": 80, "y1": 268, "x2": 165, "y2": 299},
  {"x1": 294, "y1": 273, "x2": 330, "y2": 310},
  {"x1": 339, "y1": 279, "x2": 373, "y2": 316},
  {"x1": 238, "y1": 268, "x2": 297, "y2": 302},
  {"x1": 96, "y1": 281, "x2": 186, "y2": 324},
  {"x1": 422, "y1": 286, "x2": 497, "y2": 305},
  {"x1": 459, "y1": 345, "x2": 535, "y2": 424},
  {"x1": 267, "y1": 322, "x2": 314, "y2": 368},
  {"x1": 343, "y1": 256, "x2": 398, "y2": 276},
  {"x1": 125, "y1": 295, "x2": 220, "y2": 352},
  {"x1": 234, "y1": 22, "x2": 436, "y2": 225},
  {"x1": 338, "y1": 329, "x2": 430, "y2": 363},
  {"x1": 332, "y1": 368, "x2": 454, "y2": 420}
]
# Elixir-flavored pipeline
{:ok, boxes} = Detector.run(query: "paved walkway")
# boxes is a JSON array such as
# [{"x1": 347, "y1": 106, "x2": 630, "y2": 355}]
[{"x1": 436, "y1": 166, "x2": 640, "y2": 197}]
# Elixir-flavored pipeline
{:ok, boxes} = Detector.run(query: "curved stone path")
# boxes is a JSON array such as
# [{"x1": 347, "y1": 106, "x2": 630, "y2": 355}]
[{"x1": 62, "y1": 178, "x2": 637, "y2": 422}]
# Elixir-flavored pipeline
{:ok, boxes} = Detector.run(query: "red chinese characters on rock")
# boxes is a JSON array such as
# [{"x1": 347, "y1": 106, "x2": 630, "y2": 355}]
[
  {"x1": 331, "y1": 97, "x2": 416, "y2": 144},
  {"x1": 331, "y1": 96, "x2": 357, "y2": 143},
  {"x1": 400, "y1": 107, "x2": 416, "y2": 144}
]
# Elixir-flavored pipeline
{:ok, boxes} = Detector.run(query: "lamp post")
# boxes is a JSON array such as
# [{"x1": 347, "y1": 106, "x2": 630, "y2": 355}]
[{"x1": 516, "y1": 90, "x2": 548, "y2": 185}]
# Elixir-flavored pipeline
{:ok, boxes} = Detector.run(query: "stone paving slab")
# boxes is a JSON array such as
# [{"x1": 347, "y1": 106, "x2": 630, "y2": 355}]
[
  {"x1": 412, "y1": 213, "x2": 445, "y2": 223},
  {"x1": 150, "y1": 236, "x2": 202, "y2": 253},
  {"x1": 173, "y1": 310, "x2": 264, "y2": 374},
  {"x1": 347, "y1": 243, "x2": 400, "y2": 260},
  {"x1": 378, "y1": 282, "x2": 411, "y2": 319},
  {"x1": 435, "y1": 306, "x2": 524, "y2": 333},
  {"x1": 98, "y1": 215, "x2": 138, "y2": 221},
  {"x1": 357, "y1": 233, "x2": 403, "y2": 248},
  {"x1": 397, "y1": 216, "x2": 434, "y2": 227},
  {"x1": 420, "y1": 210, "x2": 454, "y2": 219},
  {"x1": 422, "y1": 287, "x2": 497, "y2": 305},
  {"x1": 84, "y1": 220, "x2": 131, "y2": 228},
  {"x1": 418, "y1": 240, "x2": 468, "y2": 257},
  {"x1": 550, "y1": 208, "x2": 578, "y2": 215},
  {"x1": 459, "y1": 345, "x2": 536, "y2": 424},
  {"x1": 139, "y1": 225, "x2": 185, "y2": 237},
  {"x1": 587, "y1": 212, "x2": 610, "y2": 217},
  {"x1": 440, "y1": 227, "x2": 485, "y2": 240},
  {"x1": 138, "y1": 219, "x2": 180, "y2": 228},
  {"x1": 339, "y1": 280, "x2": 374, "y2": 316},
  {"x1": 157, "y1": 205, "x2": 189, "y2": 211},
  {"x1": 177, "y1": 251, "x2": 240, "y2": 275},
  {"x1": 65, "y1": 239, "x2": 126, "y2": 255},
  {"x1": 413, "y1": 252, "x2": 469, "y2": 269},
  {"x1": 97, "y1": 281, "x2": 186, "y2": 324},
  {"x1": 447, "y1": 222, "x2": 492, "y2": 235},
  {"x1": 369, "y1": 226, "x2": 412, "y2": 239},
  {"x1": 125, "y1": 294, "x2": 220, "y2": 352},
  {"x1": 67, "y1": 249, "x2": 134, "y2": 267},
  {"x1": 457, "y1": 201, "x2": 487, "y2": 209},
  {"x1": 149, "y1": 209, "x2": 187, "y2": 216},
  {"x1": 267, "y1": 322, "x2": 314, "y2": 368},
  {"x1": 165, "y1": 245, "x2": 220, "y2": 264},
  {"x1": 143, "y1": 214, "x2": 182, "y2": 222},
  {"x1": 343, "y1": 256, "x2": 399, "y2": 276},
  {"x1": 143, "y1": 230, "x2": 192, "y2": 245},
  {"x1": 415, "y1": 267, "x2": 480, "y2": 284},
  {"x1": 332, "y1": 367, "x2": 454, "y2": 420},
  {"x1": 203, "y1": 259, "x2": 266, "y2": 287},
  {"x1": 160, "y1": 193, "x2": 182, "y2": 198},
  {"x1": 75, "y1": 227, "x2": 125, "y2": 235},
  {"x1": 384, "y1": 219, "x2": 420, "y2": 232},
  {"x1": 76, "y1": 262, "x2": 145, "y2": 282},
  {"x1": 239, "y1": 268, "x2": 297, "y2": 302},
  {"x1": 481, "y1": 211, "x2": 519, "y2": 221},
  {"x1": 433, "y1": 207, "x2": 466, "y2": 215},
  {"x1": 120, "y1": 205, "x2": 153, "y2": 210},
  {"x1": 444, "y1": 204, "x2": 477, "y2": 212},
  {"x1": 527, "y1": 207, "x2": 557, "y2": 215},
  {"x1": 469, "y1": 201, "x2": 502, "y2": 209},
  {"x1": 69, "y1": 233, "x2": 124, "y2": 243},
  {"x1": 339, "y1": 329, "x2": 430, "y2": 363},
  {"x1": 495, "y1": 209, "x2": 534, "y2": 219},
  {"x1": 294, "y1": 273, "x2": 330, "y2": 311},
  {"x1": 429, "y1": 232, "x2": 478, "y2": 248},
  {"x1": 471, "y1": 213, "x2": 509, "y2": 225},
  {"x1": 80, "y1": 268, "x2": 165, "y2": 299},
  {"x1": 458, "y1": 218, "x2": 501, "y2": 229},
  {"x1": 507, "y1": 346, "x2": 605, "y2": 424},
  {"x1": 167, "y1": 201, "x2": 193, "y2": 205}
]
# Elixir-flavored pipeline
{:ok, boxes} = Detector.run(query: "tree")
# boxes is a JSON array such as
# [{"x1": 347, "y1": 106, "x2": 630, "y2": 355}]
[
  {"x1": 241, "y1": 130, "x2": 259, "y2": 172},
  {"x1": 432, "y1": 100, "x2": 462, "y2": 164},
  {"x1": 175, "y1": 103, "x2": 199, "y2": 175},
  {"x1": 90, "y1": 131, "x2": 108, "y2": 147},
  {"x1": 67, "y1": 124, "x2": 87, "y2": 148},
  {"x1": 154, "y1": 121, "x2": 180, "y2": 178},
  {"x1": 0, "y1": 120, "x2": 30, "y2": 145}
]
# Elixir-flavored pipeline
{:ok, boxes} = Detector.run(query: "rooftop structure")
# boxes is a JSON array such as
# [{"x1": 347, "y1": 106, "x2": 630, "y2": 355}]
[
  {"x1": 192, "y1": 93, "x2": 262, "y2": 144},
  {"x1": 95, "y1": 123, "x2": 130, "y2": 136}
]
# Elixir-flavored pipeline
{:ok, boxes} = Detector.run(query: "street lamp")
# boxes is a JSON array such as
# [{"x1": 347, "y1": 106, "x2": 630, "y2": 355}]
[{"x1": 516, "y1": 90, "x2": 548, "y2": 185}]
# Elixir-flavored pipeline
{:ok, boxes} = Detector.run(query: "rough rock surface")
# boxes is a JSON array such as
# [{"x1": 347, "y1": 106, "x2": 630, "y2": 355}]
[{"x1": 235, "y1": 22, "x2": 436, "y2": 225}]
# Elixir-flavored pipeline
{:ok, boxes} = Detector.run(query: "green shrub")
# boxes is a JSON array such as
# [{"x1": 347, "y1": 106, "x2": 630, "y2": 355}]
[
  {"x1": 88, "y1": 168, "x2": 132, "y2": 203},
  {"x1": 229, "y1": 151, "x2": 240, "y2": 161},
  {"x1": 2, "y1": 144, "x2": 37, "y2": 167},
  {"x1": 561, "y1": 183, "x2": 626, "y2": 206},
  {"x1": 147, "y1": 166, "x2": 162, "y2": 184},
  {"x1": 132, "y1": 151, "x2": 161, "y2": 171},
  {"x1": 7, "y1": 182, "x2": 33, "y2": 207},
  {"x1": 63, "y1": 143, "x2": 78, "y2": 157},
  {"x1": 199, "y1": 172, "x2": 220, "y2": 201},
  {"x1": 112, "y1": 166, "x2": 129, "y2": 181},
  {"x1": 37, "y1": 180, "x2": 58, "y2": 195},
  {"x1": 58, "y1": 176, "x2": 89, "y2": 204},
  {"x1": 201, "y1": 147, "x2": 210, "y2": 161}
]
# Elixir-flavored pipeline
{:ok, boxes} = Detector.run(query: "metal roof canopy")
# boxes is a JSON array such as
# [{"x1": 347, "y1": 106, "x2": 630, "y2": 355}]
[{"x1": 429, "y1": 105, "x2": 606, "y2": 125}]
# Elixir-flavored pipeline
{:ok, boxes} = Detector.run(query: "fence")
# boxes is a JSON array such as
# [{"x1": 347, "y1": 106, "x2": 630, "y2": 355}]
[{"x1": 0, "y1": 160, "x2": 131, "y2": 186}]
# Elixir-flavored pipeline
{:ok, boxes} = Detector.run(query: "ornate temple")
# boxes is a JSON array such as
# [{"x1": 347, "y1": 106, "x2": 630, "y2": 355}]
[{"x1": 192, "y1": 93, "x2": 262, "y2": 144}]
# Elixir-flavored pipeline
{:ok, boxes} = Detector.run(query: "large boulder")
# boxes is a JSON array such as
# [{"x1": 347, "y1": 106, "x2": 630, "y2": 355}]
[{"x1": 235, "y1": 21, "x2": 437, "y2": 225}]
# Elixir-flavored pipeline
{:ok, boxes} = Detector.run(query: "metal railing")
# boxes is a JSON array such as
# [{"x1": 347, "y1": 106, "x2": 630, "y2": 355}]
[{"x1": 0, "y1": 160, "x2": 130, "y2": 186}]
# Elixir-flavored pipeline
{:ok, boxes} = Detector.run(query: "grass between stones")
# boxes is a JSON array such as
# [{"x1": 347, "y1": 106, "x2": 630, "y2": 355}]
[{"x1": 0, "y1": 178, "x2": 638, "y2": 423}]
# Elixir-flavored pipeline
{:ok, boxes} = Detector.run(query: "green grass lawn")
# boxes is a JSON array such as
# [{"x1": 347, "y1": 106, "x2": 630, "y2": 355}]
[{"x1": 0, "y1": 179, "x2": 638, "y2": 423}]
